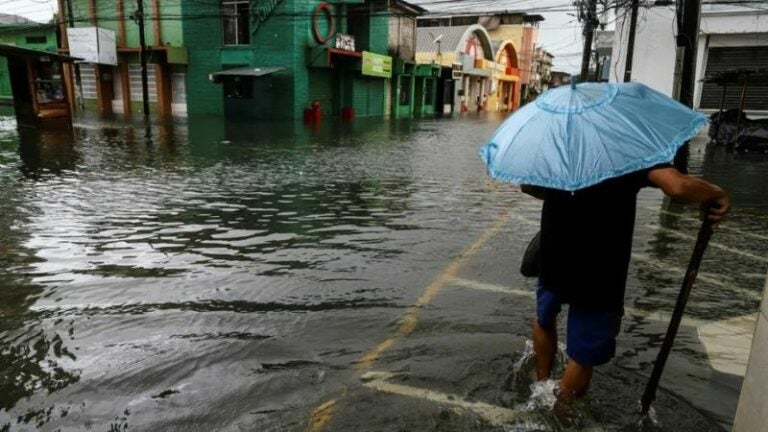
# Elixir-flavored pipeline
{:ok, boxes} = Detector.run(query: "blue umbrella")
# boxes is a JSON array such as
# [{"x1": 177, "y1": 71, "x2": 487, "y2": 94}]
[{"x1": 479, "y1": 81, "x2": 708, "y2": 191}]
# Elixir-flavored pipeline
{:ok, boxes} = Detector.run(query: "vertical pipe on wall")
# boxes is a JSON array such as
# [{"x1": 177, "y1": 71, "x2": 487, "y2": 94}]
[
  {"x1": 151, "y1": 0, "x2": 162, "y2": 46},
  {"x1": 136, "y1": 0, "x2": 150, "y2": 117},
  {"x1": 64, "y1": 0, "x2": 84, "y2": 111},
  {"x1": 116, "y1": 0, "x2": 126, "y2": 47}
]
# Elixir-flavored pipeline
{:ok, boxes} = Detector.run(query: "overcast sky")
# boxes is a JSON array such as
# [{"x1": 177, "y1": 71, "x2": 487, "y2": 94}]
[
  {"x1": 3, "y1": 0, "x2": 57, "y2": 23},
  {"x1": 4, "y1": 0, "x2": 584, "y2": 72}
]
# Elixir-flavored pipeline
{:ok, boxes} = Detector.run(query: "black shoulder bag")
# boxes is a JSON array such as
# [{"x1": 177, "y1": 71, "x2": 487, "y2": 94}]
[{"x1": 520, "y1": 231, "x2": 541, "y2": 278}]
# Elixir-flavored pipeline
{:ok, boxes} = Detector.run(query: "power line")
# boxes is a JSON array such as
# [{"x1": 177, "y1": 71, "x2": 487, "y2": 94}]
[{"x1": 7, "y1": 0, "x2": 768, "y2": 20}]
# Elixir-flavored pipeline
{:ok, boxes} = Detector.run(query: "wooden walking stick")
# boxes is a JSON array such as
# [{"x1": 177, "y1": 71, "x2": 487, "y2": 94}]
[{"x1": 641, "y1": 221, "x2": 714, "y2": 414}]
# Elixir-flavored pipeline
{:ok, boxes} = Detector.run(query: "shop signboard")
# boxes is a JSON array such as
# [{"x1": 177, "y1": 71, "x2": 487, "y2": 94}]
[
  {"x1": 335, "y1": 33, "x2": 355, "y2": 52},
  {"x1": 362, "y1": 52, "x2": 392, "y2": 78},
  {"x1": 452, "y1": 62, "x2": 463, "y2": 79},
  {"x1": 67, "y1": 27, "x2": 117, "y2": 65}
]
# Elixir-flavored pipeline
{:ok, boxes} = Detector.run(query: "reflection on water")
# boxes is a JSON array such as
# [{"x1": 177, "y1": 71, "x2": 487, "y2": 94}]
[{"x1": 0, "y1": 112, "x2": 765, "y2": 431}]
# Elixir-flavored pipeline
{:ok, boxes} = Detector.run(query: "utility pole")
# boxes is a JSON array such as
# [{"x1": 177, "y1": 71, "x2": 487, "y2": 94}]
[
  {"x1": 65, "y1": 0, "x2": 84, "y2": 111},
  {"x1": 134, "y1": 0, "x2": 150, "y2": 118},
  {"x1": 579, "y1": 0, "x2": 598, "y2": 82},
  {"x1": 677, "y1": 0, "x2": 701, "y2": 109},
  {"x1": 674, "y1": 0, "x2": 703, "y2": 173},
  {"x1": 623, "y1": 0, "x2": 640, "y2": 82}
]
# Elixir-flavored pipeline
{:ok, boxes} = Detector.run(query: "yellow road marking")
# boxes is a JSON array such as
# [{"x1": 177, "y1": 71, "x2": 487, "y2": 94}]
[
  {"x1": 449, "y1": 277, "x2": 535, "y2": 297},
  {"x1": 360, "y1": 371, "x2": 525, "y2": 426},
  {"x1": 359, "y1": 371, "x2": 607, "y2": 431},
  {"x1": 307, "y1": 209, "x2": 515, "y2": 431},
  {"x1": 308, "y1": 400, "x2": 338, "y2": 432},
  {"x1": 358, "y1": 209, "x2": 514, "y2": 370}
]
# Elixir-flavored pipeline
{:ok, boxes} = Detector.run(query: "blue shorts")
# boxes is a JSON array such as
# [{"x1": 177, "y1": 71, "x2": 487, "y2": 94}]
[{"x1": 536, "y1": 282, "x2": 623, "y2": 366}]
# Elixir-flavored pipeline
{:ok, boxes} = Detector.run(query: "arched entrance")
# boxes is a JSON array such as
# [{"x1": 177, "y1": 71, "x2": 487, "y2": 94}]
[
  {"x1": 455, "y1": 25, "x2": 494, "y2": 112},
  {"x1": 494, "y1": 41, "x2": 521, "y2": 112}
]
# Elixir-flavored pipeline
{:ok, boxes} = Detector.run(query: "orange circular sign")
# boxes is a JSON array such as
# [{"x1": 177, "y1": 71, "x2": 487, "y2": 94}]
[{"x1": 312, "y1": 2, "x2": 335, "y2": 45}]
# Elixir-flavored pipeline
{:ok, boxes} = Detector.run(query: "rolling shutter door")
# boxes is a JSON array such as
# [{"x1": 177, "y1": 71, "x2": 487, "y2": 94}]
[
  {"x1": 308, "y1": 69, "x2": 334, "y2": 116},
  {"x1": 128, "y1": 64, "x2": 158, "y2": 103},
  {"x1": 700, "y1": 46, "x2": 768, "y2": 111},
  {"x1": 78, "y1": 64, "x2": 98, "y2": 100}
]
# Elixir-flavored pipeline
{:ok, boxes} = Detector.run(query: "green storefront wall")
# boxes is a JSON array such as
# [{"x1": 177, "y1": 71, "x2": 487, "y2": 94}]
[
  {"x1": 0, "y1": 24, "x2": 58, "y2": 102},
  {"x1": 414, "y1": 64, "x2": 441, "y2": 116},
  {"x1": 60, "y1": 0, "x2": 187, "y2": 115},
  {"x1": 65, "y1": 0, "x2": 184, "y2": 48},
  {"x1": 183, "y1": 0, "x2": 393, "y2": 120},
  {"x1": 391, "y1": 60, "x2": 416, "y2": 119}
]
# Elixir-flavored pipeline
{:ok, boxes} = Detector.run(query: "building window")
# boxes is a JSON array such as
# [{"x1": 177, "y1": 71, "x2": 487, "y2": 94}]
[
  {"x1": 25, "y1": 36, "x2": 47, "y2": 44},
  {"x1": 452, "y1": 16, "x2": 478, "y2": 26},
  {"x1": 222, "y1": 0, "x2": 250, "y2": 45}
]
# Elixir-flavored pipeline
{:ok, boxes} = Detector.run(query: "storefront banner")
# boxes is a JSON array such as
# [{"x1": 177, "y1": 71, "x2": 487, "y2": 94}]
[
  {"x1": 362, "y1": 52, "x2": 392, "y2": 78},
  {"x1": 67, "y1": 27, "x2": 117, "y2": 65}
]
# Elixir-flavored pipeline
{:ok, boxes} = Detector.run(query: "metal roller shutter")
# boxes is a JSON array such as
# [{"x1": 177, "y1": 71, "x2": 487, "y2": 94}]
[
  {"x1": 78, "y1": 64, "x2": 98, "y2": 100},
  {"x1": 367, "y1": 78, "x2": 385, "y2": 116},
  {"x1": 700, "y1": 46, "x2": 768, "y2": 111},
  {"x1": 128, "y1": 64, "x2": 158, "y2": 102},
  {"x1": 308, "y1": 69, "x2": 334, "y2": 115}
]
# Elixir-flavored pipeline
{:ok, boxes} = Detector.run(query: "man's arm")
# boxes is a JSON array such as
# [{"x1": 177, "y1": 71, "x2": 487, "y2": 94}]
[
  {"x1": 647, "y1": 167, "x2": 730, "y2": 227},
  {"x1": 521, "y1": 184, "x2": 547, "y2": 200}
]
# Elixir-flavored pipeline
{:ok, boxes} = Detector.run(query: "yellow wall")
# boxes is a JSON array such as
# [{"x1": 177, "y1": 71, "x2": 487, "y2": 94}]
[
  {"x1": 415, "y1": 52, "x2": 457, "y2": 67},
  {"x1": 488, "y1": 25, "x2": 538, "y2": 85},
  {"x1": 488, "y1": 27, "x2": 524, "y2": 53}
]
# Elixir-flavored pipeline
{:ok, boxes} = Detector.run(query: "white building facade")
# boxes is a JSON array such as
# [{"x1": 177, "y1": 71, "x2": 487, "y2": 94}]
[{"x1": 609, "y1": 1, "x2": 768, "y2": 114}]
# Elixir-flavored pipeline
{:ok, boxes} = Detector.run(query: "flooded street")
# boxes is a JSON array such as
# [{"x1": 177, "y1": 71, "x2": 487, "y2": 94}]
[{"x1": 0, "y1": 112, "x2": 766, "y2": 431}]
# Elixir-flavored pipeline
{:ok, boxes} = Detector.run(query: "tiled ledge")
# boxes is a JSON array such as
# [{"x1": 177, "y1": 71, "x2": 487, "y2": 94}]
[{"x1": 733, "y1": 276, "x2": 768, "y2": 432}]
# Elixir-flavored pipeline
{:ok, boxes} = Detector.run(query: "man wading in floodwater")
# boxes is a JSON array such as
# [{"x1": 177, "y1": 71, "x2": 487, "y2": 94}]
[{"x1": 522, "y1": 165, "x2": 729, "y2": 403}]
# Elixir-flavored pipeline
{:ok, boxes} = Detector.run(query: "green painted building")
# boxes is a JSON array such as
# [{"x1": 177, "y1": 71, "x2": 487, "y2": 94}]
[
  {"x1": 63, "y1": 0, "x2": 188, "y2": 116},
  {"x1": 183, "y1": 0, "x2": 423, "y2": 120},
  {"x1": 56, "y1": 1, "x2": 424, "y2": 120},
  {"x1": 0, "y1": 20, "x2": 58, "y2": 104}
]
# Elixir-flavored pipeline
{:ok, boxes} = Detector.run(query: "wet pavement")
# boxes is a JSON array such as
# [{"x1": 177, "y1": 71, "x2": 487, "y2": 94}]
[{"x1": 0, "y1": 110, "x2": 766, "y2": 431}]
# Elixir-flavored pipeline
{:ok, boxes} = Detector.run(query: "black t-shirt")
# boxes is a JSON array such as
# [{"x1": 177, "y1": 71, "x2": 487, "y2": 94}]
[{"x1": 539, "y1": 168, "x2": 658, "y2": 310}]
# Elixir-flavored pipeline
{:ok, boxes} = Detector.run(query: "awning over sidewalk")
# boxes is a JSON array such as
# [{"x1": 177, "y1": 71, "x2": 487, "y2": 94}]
[
  {"x1": 210, "y1": 66, "x2": 284, "y2": 78},
  {"x1": 0, "y1": 43, "x2": 82, "y2": 62}
]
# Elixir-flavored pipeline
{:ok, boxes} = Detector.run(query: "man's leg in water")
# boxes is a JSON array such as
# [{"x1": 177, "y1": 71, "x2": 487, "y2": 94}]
[
  {"x1": 533, "y1": 319, "x2": 557, "y2": 380},
  {"x1": 557, "y1": 305, "x2": 622, "y2": 402},
  {"x1": 559, "y1": 359, "x2": 593, "y2": 402},
  {"x1": 534, "y1": 282, "x2": 561, "y2": 380},
  {"x1": 554, "y1": 359, "x2": 593, "y2": 424}
]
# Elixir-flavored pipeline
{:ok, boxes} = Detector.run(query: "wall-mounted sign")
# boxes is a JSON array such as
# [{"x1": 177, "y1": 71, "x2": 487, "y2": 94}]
[
  {"x1": 67, "y1": 27, "x2": 117, "y2": 65},
  {"x1": 335, "y1": 33, "x2": 355, "y2": 52},
  {"x1": 452, "y1": 62, "x2": 463, "y2": 79},
  {"x1": 362, "y1": 51, "x2": 392, "y2": 78},
  {"x1": 252, "y1": 0, "x2": 285, "y2": 35}
]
